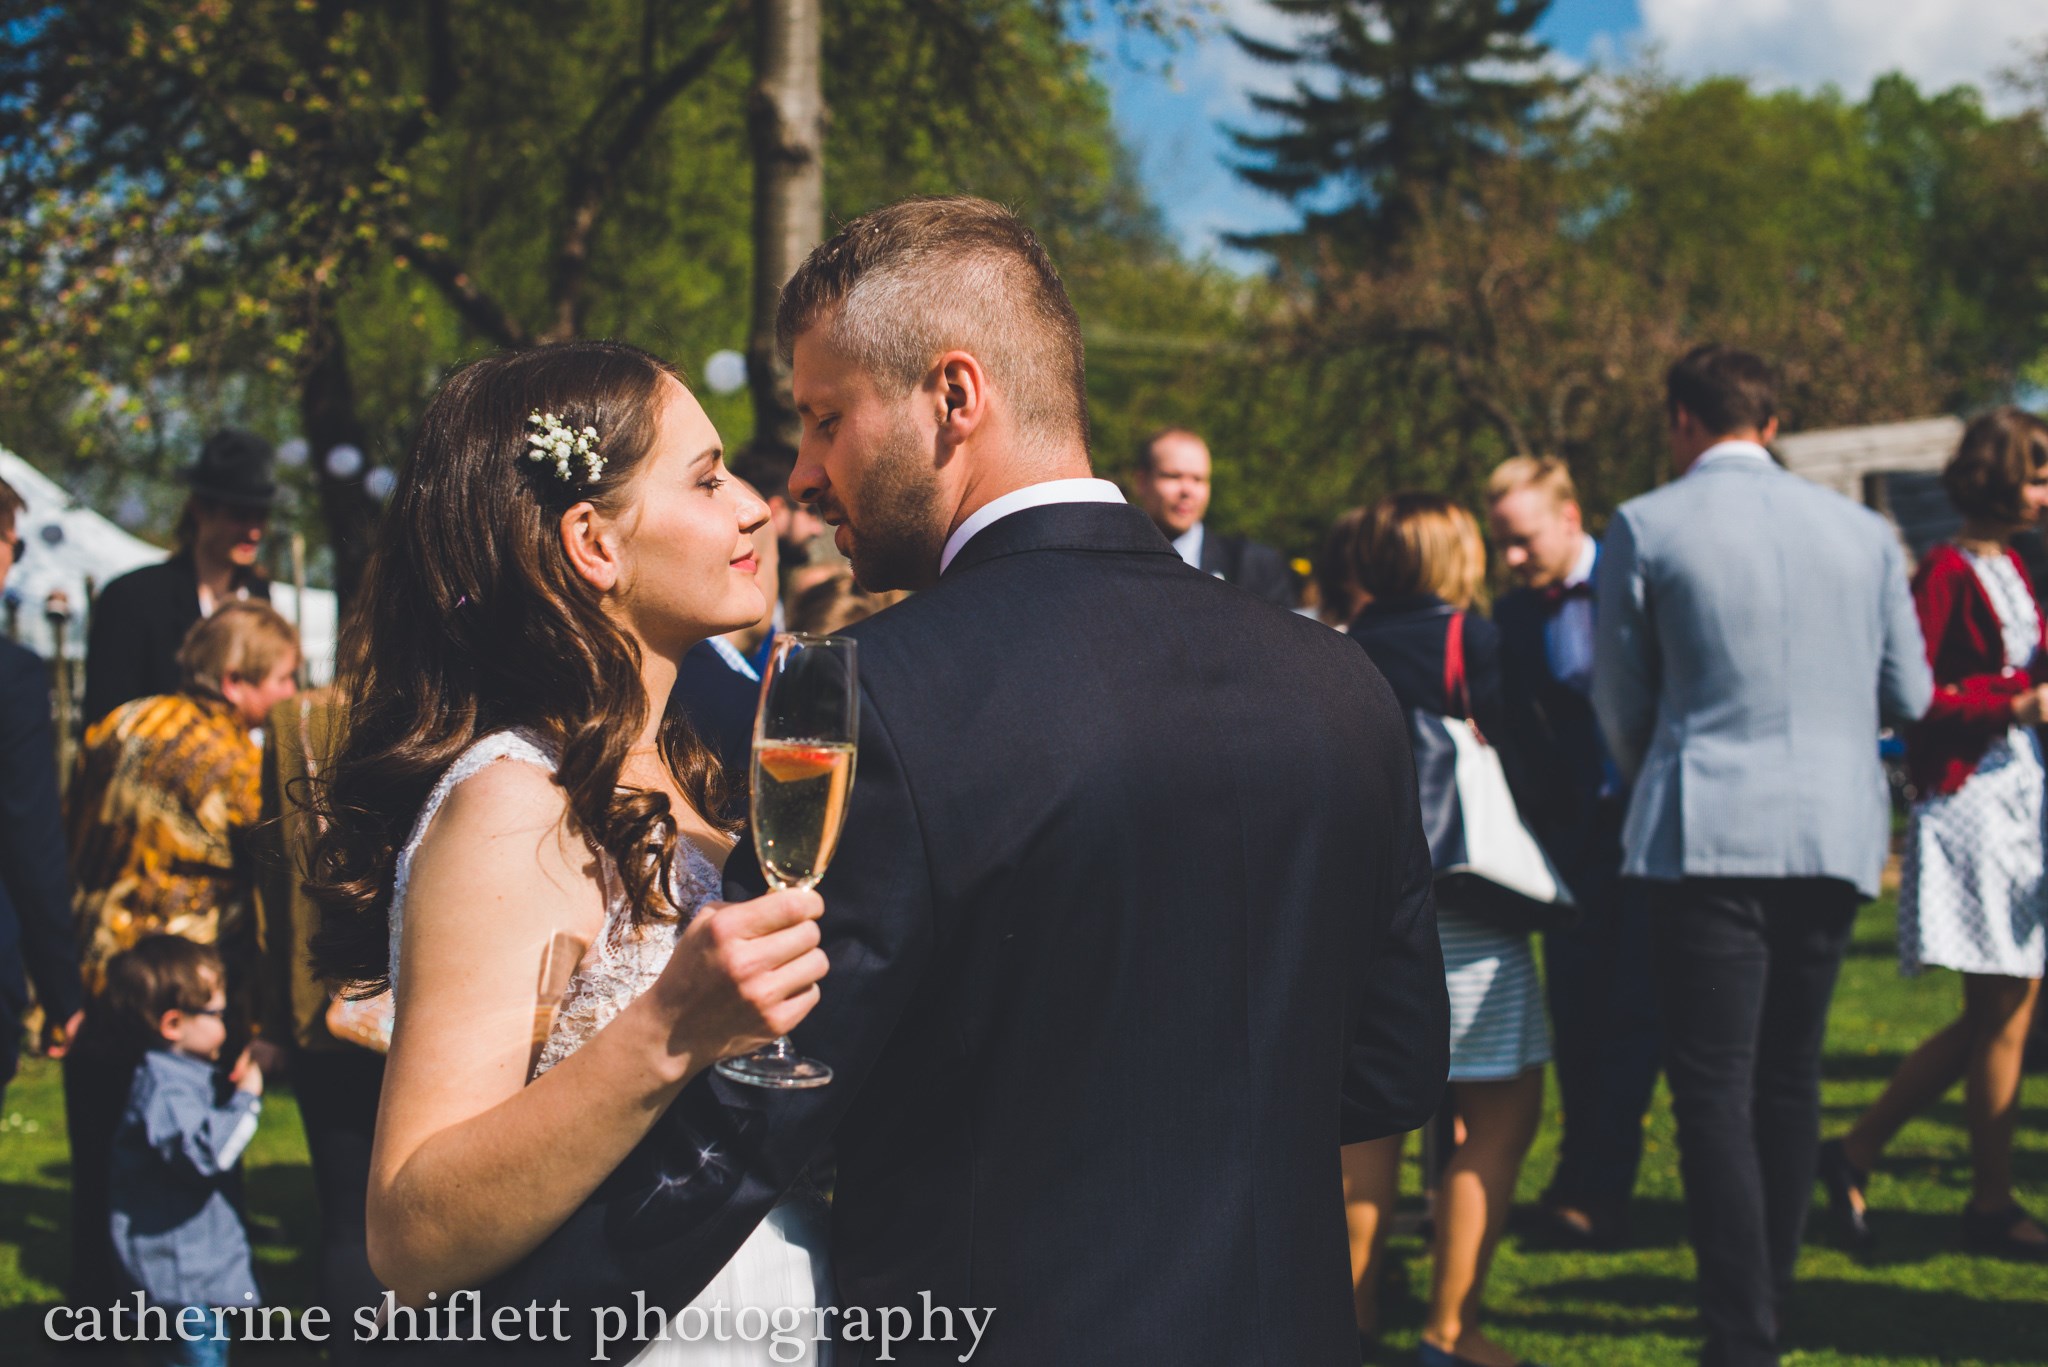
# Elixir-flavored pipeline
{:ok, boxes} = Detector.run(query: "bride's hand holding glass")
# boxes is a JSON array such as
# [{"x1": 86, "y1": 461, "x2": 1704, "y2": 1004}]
[{"x1": 644, "y1": 887, "x2": 829, "y2": 1073}]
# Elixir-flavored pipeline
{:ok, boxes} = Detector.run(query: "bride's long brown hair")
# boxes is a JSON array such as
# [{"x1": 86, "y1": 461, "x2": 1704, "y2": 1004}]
[{"x1": 308, "y1": 340, "x2": 731, "y2": 993}]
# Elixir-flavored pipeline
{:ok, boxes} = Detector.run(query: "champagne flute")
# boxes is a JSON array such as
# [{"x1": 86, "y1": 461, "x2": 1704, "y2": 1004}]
[{"x1": 715, "y1": 632, "x2": 857, "y2": 1089}]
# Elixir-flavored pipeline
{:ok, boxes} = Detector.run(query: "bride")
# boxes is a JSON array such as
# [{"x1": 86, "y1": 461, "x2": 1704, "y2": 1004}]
[{"x1": 308, "y1": 340, "x2": 833, "y2": 1363}]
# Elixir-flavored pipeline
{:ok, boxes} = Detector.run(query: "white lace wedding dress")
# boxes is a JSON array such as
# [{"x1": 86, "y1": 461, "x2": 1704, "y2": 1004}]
[{"x1": 388, "y1": 729, "x2": 834, "y2": 1365}]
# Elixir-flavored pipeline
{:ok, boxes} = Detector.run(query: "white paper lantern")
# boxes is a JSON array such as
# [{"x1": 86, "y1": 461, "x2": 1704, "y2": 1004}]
[
  {"x1": 324, "y1": 443, "x2": 365, "y2": 479},
  {"x1": 276, "y1": 437, "x2": 310, "y2": 468},
  {"x1": 704, "y1": 350, "x2": 748, "y2": 396},
  {"x1": 363, "y1": 466, "x2": 397, "y2": 500}
]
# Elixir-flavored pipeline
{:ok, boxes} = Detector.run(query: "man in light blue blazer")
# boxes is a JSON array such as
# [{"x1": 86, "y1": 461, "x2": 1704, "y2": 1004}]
[{"x1": 1594, "y1": 345, "x2": 1932, "y2": 1367}]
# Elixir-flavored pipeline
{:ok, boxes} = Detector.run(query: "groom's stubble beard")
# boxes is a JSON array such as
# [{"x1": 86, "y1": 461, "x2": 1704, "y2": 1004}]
[{"x1": 842, "y1": 409, "x2": 947, "y2": 592}]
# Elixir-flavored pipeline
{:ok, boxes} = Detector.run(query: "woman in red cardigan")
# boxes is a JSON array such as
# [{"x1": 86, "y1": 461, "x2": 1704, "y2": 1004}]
[{"x1": 1819, "y1": 408, "x2": 2048, "y2": 1262}]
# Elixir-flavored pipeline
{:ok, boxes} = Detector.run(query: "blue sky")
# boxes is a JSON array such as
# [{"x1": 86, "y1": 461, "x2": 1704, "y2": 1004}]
[{"x1": 1093, "y1": 0, "x2": 2043, "y2": 267}]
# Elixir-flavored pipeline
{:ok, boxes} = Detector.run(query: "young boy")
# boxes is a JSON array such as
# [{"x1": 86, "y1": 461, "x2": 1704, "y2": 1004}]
[{"x1": 102, "y1": 934, "x2": 263, "y2": 1367}]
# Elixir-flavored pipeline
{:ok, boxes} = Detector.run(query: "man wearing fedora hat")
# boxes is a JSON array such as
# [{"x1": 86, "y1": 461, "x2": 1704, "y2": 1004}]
[{"x1": 83, "y1": 430, "x2": 276, "y2": 727}]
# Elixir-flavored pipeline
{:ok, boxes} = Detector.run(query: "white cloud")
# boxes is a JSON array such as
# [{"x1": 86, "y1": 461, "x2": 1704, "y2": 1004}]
[{"x1": 1640, "y1": 0, "x2": 2046, "y2": 103}]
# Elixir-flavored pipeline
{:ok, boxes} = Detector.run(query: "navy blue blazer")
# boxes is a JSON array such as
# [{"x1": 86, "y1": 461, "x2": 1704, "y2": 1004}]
[
  {"x1": 480, "y1": 502, "x2": 1448, "y2": 1366},
  {"x1": 1494, "y1": 574, "x2": 1626, "y2": 886},
  {"x1": 0, "y1": 638, "x2": 81, "y2": 1078},
  {"x1": 670, "y1": 639, "x2": 759, "y2": 819},
  {"x1": 1347, "y1": 594, "x2": 1506, "y2": 740}
]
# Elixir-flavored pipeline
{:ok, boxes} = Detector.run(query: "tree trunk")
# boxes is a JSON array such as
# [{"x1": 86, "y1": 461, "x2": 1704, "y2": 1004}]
[
  {"x1": 299, "y1": 300, "x2": 381, "y2": 609},
  {"x1": 744, "y1": 0, "x2": 825, "y2": 465}
]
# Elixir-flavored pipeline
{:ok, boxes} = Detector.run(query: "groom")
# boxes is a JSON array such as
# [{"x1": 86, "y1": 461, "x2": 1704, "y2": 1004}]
[{"x1": 492, "y1": 197, "x2": 1446, "y2": 1365}]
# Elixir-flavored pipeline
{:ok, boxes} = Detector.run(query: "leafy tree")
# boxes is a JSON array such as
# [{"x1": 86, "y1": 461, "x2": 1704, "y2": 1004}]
[{"x1": 0, "y1": 0, "x2": 1199, "y2": 600}]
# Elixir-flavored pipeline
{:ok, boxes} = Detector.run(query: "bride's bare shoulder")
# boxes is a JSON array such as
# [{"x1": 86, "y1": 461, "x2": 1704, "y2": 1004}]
[{"x1": 404, "y1": 756, "x2": 606, "y2": 945}]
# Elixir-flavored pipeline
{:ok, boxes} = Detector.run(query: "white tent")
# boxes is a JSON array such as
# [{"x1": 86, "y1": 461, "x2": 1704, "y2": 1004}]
[{"x1": 0, "y1": 446, "x2": 338, "y2": 684}]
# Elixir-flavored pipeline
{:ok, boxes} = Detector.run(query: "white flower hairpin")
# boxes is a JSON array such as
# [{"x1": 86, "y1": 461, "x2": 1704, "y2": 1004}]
[{"x1": 525, "y1": 411, "x2": 604, "y2": 483}]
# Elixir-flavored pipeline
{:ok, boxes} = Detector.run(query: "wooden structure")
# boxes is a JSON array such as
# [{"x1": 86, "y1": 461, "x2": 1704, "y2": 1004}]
[{"x1": 1776, "y1": 416, "x2": 1967, "y2": 561}]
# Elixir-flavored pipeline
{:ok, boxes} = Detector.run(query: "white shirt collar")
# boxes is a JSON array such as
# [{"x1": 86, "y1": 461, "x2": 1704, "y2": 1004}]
[
  {"x1": 1563, "y1": 532, "x2": 1597, "y2": 588},
  {"x1": 1171, "y1": 521, "x2": 1205, "y2": 570},
  {"x1": 938, "y1": 478, "x2": 1127, "y2": 575},
  {"x1": 1689, "y1": 439, "x2": 1773, "y2": 474},
  {"x1": 707, "y1": 634, "x2": 759, "y2": 682}
]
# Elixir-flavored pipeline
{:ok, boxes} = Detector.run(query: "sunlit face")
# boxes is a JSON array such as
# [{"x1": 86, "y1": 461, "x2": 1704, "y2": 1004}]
[
  {"x1": 192, "y1": 498, "x2": 269, "y2": 568},
  {"x1": 162, "y1": 981, "x2": 229, "y2": 1062},
  {"x1": 1488, "y1": 486, "x2": 1584, "y2": 590},
  {"x1": 1135, "y1": 434, "x2": 1211, "y2": 538},
  {"x1": 606, "y1": 377, "x2": 771, "y2": 658},
  {"x1": 789, "y1": 328, "x2": 947, "y2": 592},
  {"x1": 729, "y1": 475, "x2": 783, "y2": 617},
  {"x1": 222, "y1": 656, "x2": 299, "y2": 729}
]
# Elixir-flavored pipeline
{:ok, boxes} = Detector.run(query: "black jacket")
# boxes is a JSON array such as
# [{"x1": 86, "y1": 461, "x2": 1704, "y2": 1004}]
[
  {"x1": 484, "y1": 502, "x2": 1448, "y2": 1366},
  {"x1": 83, "y1": 552, "x2": 270, "y2": 726},
  {"x1": 0, "y1": 639, "x2": 82, "y2": 1079},
  {"x1": 1491, "y1": 585, "x2": 1625, "y2": 887},
  {"x1": 1197, "y1": 526, "x2": 1295, "y2": 607},
  {"x1": 1348, "y1": 595, "x2": 1506, "y2": 738}
]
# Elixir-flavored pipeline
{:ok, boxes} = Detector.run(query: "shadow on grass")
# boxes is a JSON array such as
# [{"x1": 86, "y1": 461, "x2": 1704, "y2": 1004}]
[
  {"x1": 1818, "y1": 1051, "x2": 1913, "y2": 1081},
  {"x1": 1509, "y1": 1272, "x2": 2044, "y2": 1362},
  {"x1": 1786, "y1": 1277, "x2": 2045, "y2": 1361},
  {"x1": 0, "y1": 1178, "x2": 73, "y2": 1296},
  {"x1": 1508, "y1": 1198, "x2": 1694, "y2": 1255}
]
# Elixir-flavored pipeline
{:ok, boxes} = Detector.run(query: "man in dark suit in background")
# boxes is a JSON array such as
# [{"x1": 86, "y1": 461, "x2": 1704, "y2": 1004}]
[
  {"x1": 1133, "y1": 426, "x2": 1295, "y2": 606},
  {"x1": 0, "y1": 475, "x2": 84, "y2": 1116},
  {"x1": 1487, "y1": 455, "x2": 1659, "y2": 1249},
  {"x1": 484, "y1": 196, "x2": 1448, "y2": 1366},
  {"x1": 84, "y1": 430, "x2": 275, "y2": 726}
]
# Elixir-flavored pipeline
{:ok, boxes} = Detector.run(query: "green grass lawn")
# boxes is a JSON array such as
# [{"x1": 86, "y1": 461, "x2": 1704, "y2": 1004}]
[{"x1": 2, "y1": 898, "x2": 2043, "y2": 1364}]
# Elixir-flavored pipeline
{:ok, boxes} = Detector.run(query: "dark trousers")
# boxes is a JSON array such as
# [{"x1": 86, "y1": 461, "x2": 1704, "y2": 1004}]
[
  {"x1": 293, "y1": 1046, "x2": 388, "y2": 1361},
  {"x1": 1651, "y1": 876, "x2": 1859, "y2": 1367},
  {"x1": 62, "y1": 1046, "x2": 134, "y2": 1304},
  {"x1": 1543, "y1": 871, "x2": 1661, "y2": 1212}
]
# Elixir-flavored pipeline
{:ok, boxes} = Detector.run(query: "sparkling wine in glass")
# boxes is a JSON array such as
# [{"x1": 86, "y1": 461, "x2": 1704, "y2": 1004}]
[{"x1": 715, "y1": 632, "x2": 857, "y2": 1090}]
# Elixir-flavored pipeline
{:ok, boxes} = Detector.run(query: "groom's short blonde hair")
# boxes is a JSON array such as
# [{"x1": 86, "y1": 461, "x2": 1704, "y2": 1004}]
[{"x1": 775, "y1": 196, "x2": 1089, "y2": 450}]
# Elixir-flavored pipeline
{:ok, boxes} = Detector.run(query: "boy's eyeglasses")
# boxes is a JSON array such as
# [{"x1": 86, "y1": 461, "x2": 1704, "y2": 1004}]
[{"x1": 187, "y1": 1006, "x2": 227, "y2": 1018}]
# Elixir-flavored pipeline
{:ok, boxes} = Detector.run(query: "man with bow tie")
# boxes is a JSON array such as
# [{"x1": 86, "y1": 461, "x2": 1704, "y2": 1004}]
[{"x1": 1487, "y1": 455, "x2": 1658, "y2": 1250}]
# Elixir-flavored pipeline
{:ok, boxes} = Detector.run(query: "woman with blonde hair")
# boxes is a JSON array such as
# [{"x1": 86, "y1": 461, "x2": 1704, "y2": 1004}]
[{"x1": 1344, "y1": 493, "x2": 1549, "y2": 1367}]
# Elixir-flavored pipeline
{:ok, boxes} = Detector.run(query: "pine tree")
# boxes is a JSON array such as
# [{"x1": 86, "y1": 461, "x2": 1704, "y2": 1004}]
[{"x1": 1228, "y1": 0, "x2": 1571, "y2": 257}]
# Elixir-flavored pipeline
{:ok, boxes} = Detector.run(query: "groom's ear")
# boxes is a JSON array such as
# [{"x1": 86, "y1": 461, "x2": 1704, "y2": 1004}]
[
  {"x1": 933, "y1": 351, "x2": 988, "y2": 446},
  {"x1": 559, "y1": 501, "x2": 622, "y2": 592}
]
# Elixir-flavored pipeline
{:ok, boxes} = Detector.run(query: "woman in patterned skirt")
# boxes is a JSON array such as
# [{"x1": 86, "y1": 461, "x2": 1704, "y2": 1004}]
[{"x1": 1819, "y1": 408, "x2": 2048, "y2": 1261}]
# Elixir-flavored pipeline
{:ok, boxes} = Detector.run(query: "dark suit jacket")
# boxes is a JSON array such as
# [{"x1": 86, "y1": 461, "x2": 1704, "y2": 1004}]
[
  {"x1": 670, "y1": 639, "x2": 759, "y2": 814},
  {"x1": 1347, "y1": 594, "x2": 1506, "y2": 739},
  {"x1": 1198, "y1": 526, "x2": 1295, "y2": 607},
  {"x1": 0, "y1": 639, "x2": 82, "y2": 1081},
  {"x1": 1492, "y1": 582, "x2": 1625, "y2": 887},
  {"x1": 84, "y1": 553, "x2": 270, "y2": 726},
  {"x1": 483, "y1": 502, "x2": 1447, "y2": 1366}
]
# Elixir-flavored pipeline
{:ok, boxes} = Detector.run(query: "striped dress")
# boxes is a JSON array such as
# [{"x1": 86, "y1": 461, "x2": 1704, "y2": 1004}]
[{"x1": 1438, "y1": 906, "x2": 1551, "y2": 1081}]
